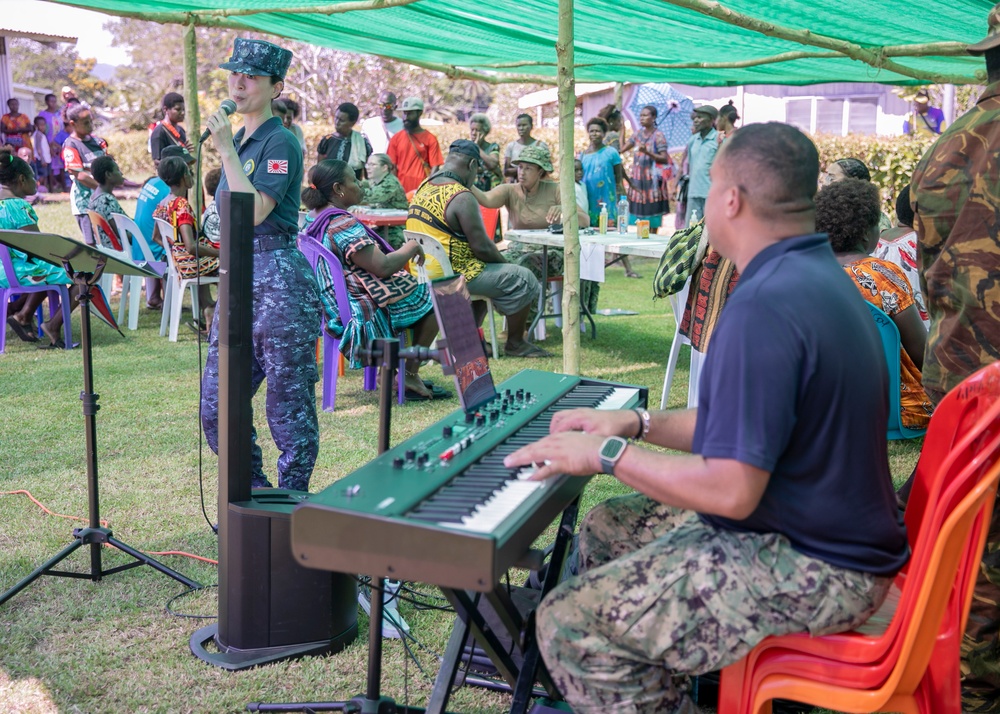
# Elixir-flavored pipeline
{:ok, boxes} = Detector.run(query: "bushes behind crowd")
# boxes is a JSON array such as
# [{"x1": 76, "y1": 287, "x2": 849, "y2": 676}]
[{"x1": 102, "y1": 123, "x2": 933, "y2": 221}]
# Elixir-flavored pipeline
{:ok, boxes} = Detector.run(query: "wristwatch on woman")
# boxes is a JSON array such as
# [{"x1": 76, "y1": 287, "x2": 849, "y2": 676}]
[{"x1": 599, "y1": 436, "x2": 629, "y2": 476}]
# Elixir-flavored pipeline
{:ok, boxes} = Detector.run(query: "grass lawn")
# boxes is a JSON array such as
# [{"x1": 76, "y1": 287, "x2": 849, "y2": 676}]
[{"x1": 0, "y1": 202, "x2": 922, "y2": 713}]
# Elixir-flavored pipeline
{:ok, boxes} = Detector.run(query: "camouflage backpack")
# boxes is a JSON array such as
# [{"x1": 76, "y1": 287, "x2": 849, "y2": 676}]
[{"x1": 652, "y1": 220, "x2": 709, "y2": 299}]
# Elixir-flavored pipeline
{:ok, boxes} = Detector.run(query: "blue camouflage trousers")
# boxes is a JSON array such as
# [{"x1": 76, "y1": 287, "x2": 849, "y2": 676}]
[
  {"x1": 536, "y1": 494, "x2": 892, "y2": 714},
  {"x1": 201, "y1": 246, "x2": 322, "y2": 492}
]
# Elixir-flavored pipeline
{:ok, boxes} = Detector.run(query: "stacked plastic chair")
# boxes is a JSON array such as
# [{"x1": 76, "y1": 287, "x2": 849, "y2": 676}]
[{"x1": 718, "y1": 361, "x2": 1000, "y2": 714}]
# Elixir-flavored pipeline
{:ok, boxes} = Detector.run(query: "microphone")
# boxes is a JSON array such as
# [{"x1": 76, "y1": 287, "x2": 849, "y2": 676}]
[{"x1": 200, "y1": 99, "x2": 237, "y2": 143}]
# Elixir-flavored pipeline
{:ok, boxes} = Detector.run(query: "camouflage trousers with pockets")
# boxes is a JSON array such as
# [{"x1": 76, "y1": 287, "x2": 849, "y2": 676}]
[
  {"x1": 960, "y1": 498, "x2": 1000, "y2": 713},
  {"x1": 201, "y1": 246, "x2": 322, "y2": 493},
  {"x1": 536, "y1": 494, "x2": 892, "y2": 714}
]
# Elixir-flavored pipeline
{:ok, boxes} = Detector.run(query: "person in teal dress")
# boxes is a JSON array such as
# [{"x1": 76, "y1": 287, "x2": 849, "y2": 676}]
[
  {"x1": 580, "y1": 116, "x2": 625, "y2": 226},
  {"x1": 0, "y1": 150, "x2": 80, "y2": 347}
]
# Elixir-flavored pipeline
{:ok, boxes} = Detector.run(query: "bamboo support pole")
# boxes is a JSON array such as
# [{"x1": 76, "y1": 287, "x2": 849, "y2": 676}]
[
  {"x1": 183, "y1": 22, "x2": 203, "y2": 217},
  {"x1": 557, "y1": 0, "x2": 579, "y2": 375}
]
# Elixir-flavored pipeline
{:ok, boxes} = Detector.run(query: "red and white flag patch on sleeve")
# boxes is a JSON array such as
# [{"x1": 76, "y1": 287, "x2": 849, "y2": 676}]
[{"x1": 267, "y1": 159, "x2": 288, "y2": 174}]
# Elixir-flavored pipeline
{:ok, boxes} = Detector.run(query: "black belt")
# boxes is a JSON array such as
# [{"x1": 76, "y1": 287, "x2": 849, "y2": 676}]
[{"x1": 252, "y1": 234, "x2": 297, "y2": 254}]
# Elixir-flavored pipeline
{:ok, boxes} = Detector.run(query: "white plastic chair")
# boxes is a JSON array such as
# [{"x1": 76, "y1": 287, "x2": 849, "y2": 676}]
[
  {"x1": 111, "y1": 213, "x2": 168, "y2": 332},
  {"x1": 153, "y1": 217, "x2": 220, "y2": 342},
  {"x1": 660, "y1": 277, "x2": 702, "y2": 410},
  {"x1": 404, "y1": 229, "x2": 499, "y2": 359}
]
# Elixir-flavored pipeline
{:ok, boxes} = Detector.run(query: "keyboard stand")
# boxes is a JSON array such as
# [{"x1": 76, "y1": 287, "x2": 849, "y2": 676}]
[{"x1": 425, "y1": 497, "x2": 580, "y2": 714}]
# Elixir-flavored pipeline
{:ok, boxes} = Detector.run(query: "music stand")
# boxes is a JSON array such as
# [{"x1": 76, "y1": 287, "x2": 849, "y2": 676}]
[{"x1": 0, "y1": 230, "x2": 200, "y2": 606}]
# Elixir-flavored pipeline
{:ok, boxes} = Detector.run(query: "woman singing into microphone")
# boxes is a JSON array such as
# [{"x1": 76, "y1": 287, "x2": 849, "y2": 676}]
[{"x1": 200, "y1": 38, "x2": 323, "y2": 493}]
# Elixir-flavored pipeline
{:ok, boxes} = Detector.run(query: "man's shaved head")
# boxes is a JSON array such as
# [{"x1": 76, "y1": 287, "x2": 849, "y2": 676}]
[{"x1": 715, "y1": 122, "x2": 819, "y2": 222}]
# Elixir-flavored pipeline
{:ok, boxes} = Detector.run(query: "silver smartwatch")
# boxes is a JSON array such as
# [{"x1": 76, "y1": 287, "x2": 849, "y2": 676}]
[{"x1": 598, "y1": 436, "x2": 629, "y2": 475}]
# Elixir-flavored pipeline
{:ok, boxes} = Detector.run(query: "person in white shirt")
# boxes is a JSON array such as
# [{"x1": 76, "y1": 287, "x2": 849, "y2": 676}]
[{"x1": 361, "y1": 91, "x2": 404, "y2": 155}]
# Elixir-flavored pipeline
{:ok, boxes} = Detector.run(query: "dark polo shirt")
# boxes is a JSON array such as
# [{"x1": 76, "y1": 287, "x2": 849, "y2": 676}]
[
  {"x1": 694, "y1": 234, "x2": 909, "y2": 576},
  {"x1": 216, "y1": 116, "x2": 302, "y2": 236}
]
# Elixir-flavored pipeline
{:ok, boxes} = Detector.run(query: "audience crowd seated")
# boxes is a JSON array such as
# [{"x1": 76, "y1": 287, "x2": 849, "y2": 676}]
[
  {"x1": 816, "y1": 177, "x2": 933, "y2": 431},
  {"x1": 0, "y1": 149, "x2": 80, "y2": 348},
  {"x1": 301, "y1": 159, "x2": 444, "y2": 401},
  {"x1": 152, "y1": 155, "x2": 218, "y2": 337}
]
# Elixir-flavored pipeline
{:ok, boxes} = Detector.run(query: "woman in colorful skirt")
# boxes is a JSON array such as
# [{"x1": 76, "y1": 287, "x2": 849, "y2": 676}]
[
  {"x1": 301, "y1": 159, "x2": 447, "y2": 401},
  {"x1": 621, "y1": 104, "x2": 672, "y2": 232}
]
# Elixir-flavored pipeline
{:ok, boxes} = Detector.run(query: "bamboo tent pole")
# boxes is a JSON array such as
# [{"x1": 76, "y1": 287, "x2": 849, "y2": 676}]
[
  {"x1": 183, "y1": 22, "x2": 203, "y2": 217},
  {"x1": 557, "y1": 0, "x2": 579, "y2": 375}
]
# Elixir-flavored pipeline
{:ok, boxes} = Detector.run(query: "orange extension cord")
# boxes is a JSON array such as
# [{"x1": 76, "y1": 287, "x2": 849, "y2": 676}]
[{"x1": 2, "y1": 490, "x2": 219, "y2": 565}]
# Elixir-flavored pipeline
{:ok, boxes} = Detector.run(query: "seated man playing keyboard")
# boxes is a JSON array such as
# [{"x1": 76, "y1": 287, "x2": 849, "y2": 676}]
[{"x1": 505, "y1": 122, "x2": 909, "y2": 714}]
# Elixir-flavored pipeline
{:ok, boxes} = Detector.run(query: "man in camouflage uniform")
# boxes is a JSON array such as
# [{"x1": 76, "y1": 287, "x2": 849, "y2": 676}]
[
  {"x1": 506, "y1": 123, "x2": 908, "y2": 714},
  {"x1": 200, "y1": 38, "x2": 322, "y2": 493},
  {"x1": 911, "y1": 7, "x2": 1000, "y2": 710}
]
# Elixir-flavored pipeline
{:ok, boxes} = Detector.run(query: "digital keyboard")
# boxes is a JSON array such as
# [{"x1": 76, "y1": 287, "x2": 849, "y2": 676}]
[{"x1": 291, "y1": 369, "x2": 646, "y2": 591}]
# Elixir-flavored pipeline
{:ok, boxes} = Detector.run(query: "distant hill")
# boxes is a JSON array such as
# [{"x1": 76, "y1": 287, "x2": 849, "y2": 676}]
[{"x1": 92, "y1": 63, "x2": 117, "y2": 81}]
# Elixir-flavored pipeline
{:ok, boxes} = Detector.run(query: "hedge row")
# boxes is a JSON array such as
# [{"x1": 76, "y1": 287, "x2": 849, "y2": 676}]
[{"x1": 103, "y1": 123, "x2": 934, "y2": 217}]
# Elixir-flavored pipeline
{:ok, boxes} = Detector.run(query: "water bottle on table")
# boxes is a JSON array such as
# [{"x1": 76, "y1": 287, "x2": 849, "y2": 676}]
[{"x1": 617, "y1": 195, "x2": 629, "y2": 234}]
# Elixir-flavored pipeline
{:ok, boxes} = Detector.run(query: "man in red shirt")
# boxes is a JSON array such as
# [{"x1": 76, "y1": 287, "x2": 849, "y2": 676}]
[{"x1": 386, "y1": 96, "x2": 443, "y2": 194}]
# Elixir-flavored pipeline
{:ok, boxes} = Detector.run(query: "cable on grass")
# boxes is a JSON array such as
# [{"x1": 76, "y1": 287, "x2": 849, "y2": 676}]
[
  {"x1": 166, "y1": 583, "x2": 218, "y2": 619},
  {"x1": 2, "y1": 490, "x2": 218, "y2": 564}
]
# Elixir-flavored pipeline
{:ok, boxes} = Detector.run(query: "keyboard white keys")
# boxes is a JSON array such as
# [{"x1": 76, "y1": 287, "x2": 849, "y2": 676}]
[{"x1": 596, "y1": 387, "x2": 640, "y2": 411}]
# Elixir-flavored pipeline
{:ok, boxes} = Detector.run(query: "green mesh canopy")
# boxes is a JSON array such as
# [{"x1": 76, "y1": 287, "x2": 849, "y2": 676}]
[{"x1": 51, "y1": 0, "x2": 988, "y2": 86}]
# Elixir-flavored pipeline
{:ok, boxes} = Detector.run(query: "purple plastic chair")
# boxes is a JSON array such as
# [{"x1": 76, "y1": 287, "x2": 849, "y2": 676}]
[
  {"x1": 297, "y1": 235, "x2": 406, "y2": 411},
  {"x1": 0, "y1": 244, "x2": 74, "y2": 354}
]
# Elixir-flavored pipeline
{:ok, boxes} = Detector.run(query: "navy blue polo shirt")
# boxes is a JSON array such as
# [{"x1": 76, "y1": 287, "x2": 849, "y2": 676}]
[
  {"x1": 216, "y1": 116, "x2": 302, "y2": 236},
  {"x1": 694, "y1": 234, "x2": 909, "y2": 576}
]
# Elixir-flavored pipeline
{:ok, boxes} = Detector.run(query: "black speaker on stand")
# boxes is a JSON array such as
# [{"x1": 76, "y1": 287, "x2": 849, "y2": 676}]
[{"x1": 190, "y1": 191, "x2": 357, "y2": 671}]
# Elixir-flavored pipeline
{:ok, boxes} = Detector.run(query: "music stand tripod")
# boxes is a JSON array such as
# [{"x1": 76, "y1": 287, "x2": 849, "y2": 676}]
[{"x1": 0, "y1": 230, "x2": 200, "y2": 606}]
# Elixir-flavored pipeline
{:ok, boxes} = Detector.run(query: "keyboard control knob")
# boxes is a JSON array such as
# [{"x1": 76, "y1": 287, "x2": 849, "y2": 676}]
[
  {"x1": 392, "y1": 457, "x2": 404, "y2": 469},
  {"x1": 418, "y1": 453, "x2": 429, "y2": 465},
  {"x1": 465, "y1": 412, "x2": 475, "y2": 423},
  {"x1": 405, "y1": 449, "x2": 416, "y2": 461},
  {"x1": 525, "y1": 391, "x2": 532, "y2": 400},
  {"x1": 490, "y1": 411, "x2": 500, "y2": 423},
  {"x1": 442, "y1": 425, "x2": 453, "y2": 438},
  {"x1": 516, "y1": 389, "x2": 524, "y2": 400},
  {"x1": 476, "y1": 414, "x2": 486, "y2": 426}
]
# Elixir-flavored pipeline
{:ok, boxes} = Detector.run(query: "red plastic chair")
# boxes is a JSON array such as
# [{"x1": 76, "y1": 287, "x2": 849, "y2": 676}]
[{"x1": 718, "y1": 362, "x2": 1000, "y2": 714}]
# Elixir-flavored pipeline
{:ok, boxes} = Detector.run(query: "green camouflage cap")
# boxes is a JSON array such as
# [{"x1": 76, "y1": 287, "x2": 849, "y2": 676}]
[
  {"x1": 219, "y1": 38, "x2": 293, "y2": 79},
  {"x1": 513, "y1": 144, "x2": 553, "y2": 173}
]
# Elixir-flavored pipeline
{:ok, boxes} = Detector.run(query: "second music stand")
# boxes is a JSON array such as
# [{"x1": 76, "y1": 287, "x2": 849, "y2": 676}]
[{"x1": 0, "y1": 230, "x2": 200, "y2": 606}]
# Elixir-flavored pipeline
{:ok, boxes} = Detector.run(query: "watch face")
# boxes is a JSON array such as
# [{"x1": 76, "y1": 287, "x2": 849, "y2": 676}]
[{"x1": 600, "y1": 437, "x2": 627, "y2": 460}]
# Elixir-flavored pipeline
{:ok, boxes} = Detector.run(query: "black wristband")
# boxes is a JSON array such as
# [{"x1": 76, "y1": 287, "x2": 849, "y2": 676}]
[{"x1": 633, "y1": 409, "x2": 644, "y2": 440}]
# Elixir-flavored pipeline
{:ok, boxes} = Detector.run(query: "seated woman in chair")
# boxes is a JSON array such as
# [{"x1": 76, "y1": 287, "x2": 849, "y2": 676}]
[
  {"x1": 152, "y1": 155, "x2": 218, "y2": 337},
  {"x1": 816, "y1": 177, "x2": 933, "y2": 431},
  {"x1": 0, "y1": 149, "x2": 81, "y2": 348},
  {"x1": 301, "y1": 159, "x2": 446, "y2": 401}
]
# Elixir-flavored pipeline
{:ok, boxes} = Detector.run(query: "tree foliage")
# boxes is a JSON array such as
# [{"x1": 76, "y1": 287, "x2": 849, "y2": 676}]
[
  {"x1": 102, "y1": 17, "x2": 505, "y2": 130},
  {"x1": 8, "y1": 38, "x2": 106, "y2": 107}
]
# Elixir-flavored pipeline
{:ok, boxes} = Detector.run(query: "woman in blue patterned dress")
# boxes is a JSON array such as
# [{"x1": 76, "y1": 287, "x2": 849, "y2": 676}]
[
  {"x1": 0, "y1": 150, "x2": 80, "y2": 347},
  {"x1": 301, "y1": 159, "x2": 447, "y2": 401}
]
